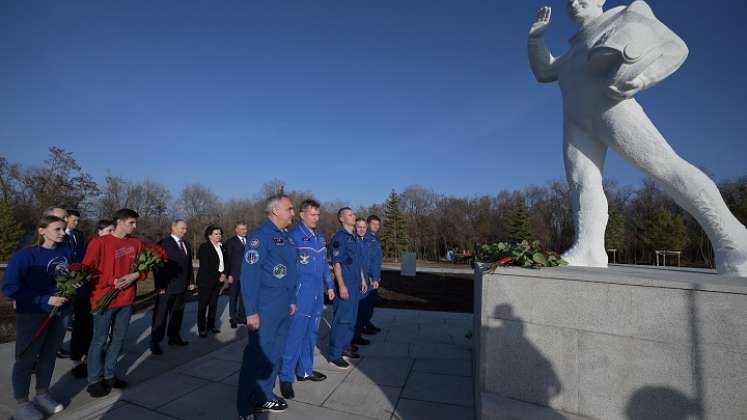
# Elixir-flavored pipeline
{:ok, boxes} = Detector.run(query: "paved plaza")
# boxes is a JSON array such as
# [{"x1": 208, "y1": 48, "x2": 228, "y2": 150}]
[{"x1": 0, "y1": 296, "x2": 475, "y2": 420}]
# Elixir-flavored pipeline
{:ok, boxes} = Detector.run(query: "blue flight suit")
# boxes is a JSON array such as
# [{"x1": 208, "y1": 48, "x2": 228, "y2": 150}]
[
  {"x1": 236, "y1": 220, "x2": 298, "y2": 416},
  {"x1": 356, "y1": 230, "x2": 382, "y2": 334},
  {"x1": 280, "y1": 223, "x2": 333, "y2": 382},
  {"x1": 327, "y1": 228, "x2": 363, "y2": 361}
]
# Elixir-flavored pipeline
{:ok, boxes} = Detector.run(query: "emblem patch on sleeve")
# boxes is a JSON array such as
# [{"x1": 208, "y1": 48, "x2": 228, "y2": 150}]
[
  {"x1": 299, "y1": 254, "x2": 311, "y2": 265},
  {"x1": 245, "y1": 250, "x2": 259, "y2": 264},
  {"x1": 273, "y1": 264, "x2": 288, "y2": 278},
  {"x1": 249, "y1": 239, "x2": 260, "y2": 249}
]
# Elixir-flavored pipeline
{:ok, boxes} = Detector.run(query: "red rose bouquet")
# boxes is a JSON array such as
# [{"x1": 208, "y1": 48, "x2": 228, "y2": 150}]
[{"x1": 92, "y1": 244, "x2": 167, "y2": 315}]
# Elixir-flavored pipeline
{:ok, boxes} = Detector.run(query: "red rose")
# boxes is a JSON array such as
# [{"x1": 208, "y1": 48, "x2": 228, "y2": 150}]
[
  {"x1": 69, "y1": 263, "x2": 83, "y2": 272},
  {"x1": 498, "y1": 256, "x2": 513, "y2": 265}
]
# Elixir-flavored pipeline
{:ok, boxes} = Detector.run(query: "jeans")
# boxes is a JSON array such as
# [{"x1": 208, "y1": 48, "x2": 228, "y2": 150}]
[
  {"x1": 87, "y1": 305, "x2": 132, "y2": 384},
  {"x1": 12, "y1": 311, "x2": 67, "y2": 399}
]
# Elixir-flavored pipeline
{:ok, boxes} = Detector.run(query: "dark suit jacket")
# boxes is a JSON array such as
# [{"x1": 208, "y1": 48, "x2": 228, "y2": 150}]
[
  {"x1": 224, "y1": 236, "x2": 246, "y2": 280},
  {"x1": 154, "y1": 236, "x2": 195, "y2": 294},
  {"x1": 66, "y1": 229, "x2": 86, "y2": 263},
  {"x1": 196, "y1": 242, "x2": 229, "y2": 287}
]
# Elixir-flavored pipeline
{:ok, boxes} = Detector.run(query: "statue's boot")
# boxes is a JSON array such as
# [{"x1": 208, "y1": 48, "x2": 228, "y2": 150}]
[{"x1": 561, "y1": 243, "x2": 608, "y2": 268}]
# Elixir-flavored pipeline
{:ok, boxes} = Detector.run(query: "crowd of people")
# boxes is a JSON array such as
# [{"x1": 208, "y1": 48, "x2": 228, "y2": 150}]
[{"x1": 1, "y1": 194, "x2": 383, "y2": 420}]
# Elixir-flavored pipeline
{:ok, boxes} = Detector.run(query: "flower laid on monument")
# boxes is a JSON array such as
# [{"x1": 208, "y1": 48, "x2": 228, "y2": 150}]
[
  {"x1": 18, "y1": 263, "x2": 94, "y2": 358},
  {"x1": 93, "y1": 244, "x2": 167, "y2": 315},
  {"x1": 476, "y1": 240, "x2": 566, "y2": 271}
]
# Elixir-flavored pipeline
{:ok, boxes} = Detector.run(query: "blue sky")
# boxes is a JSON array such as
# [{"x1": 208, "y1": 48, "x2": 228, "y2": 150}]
[{"x1": 1, "y1": 0, "x2": 745, "y2": 207}]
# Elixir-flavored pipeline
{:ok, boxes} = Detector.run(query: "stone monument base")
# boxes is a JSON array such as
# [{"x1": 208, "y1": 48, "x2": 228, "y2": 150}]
[{"x1": 473, "y1": 265, "x2": 747, "y2": 420}]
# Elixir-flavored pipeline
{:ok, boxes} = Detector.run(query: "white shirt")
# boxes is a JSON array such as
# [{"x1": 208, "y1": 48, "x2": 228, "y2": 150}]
[
  {"x1": 172, "y1": 235, "x2": 186, "y2": 254},
  {"x1": 212, "y1": 242, "x2": 224, "y2": 272}
]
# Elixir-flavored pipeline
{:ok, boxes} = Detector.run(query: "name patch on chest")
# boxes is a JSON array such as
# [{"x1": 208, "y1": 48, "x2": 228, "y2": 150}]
[{"x1": 273, "y1": 237, "x2": 285, "y2": 246}]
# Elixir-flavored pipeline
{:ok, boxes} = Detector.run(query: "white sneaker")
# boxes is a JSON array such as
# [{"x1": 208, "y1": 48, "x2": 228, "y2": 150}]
[
  {"x1": 13, "y1": 401, "x2": 43, "y2": 420},
  {"x1": 33, "y1": 393, "x2": 64, "y2": 414}
]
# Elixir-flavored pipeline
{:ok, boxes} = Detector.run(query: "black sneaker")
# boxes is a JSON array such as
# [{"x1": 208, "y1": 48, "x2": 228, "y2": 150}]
[
  {"x1": 56, "y1": 349, "x2": 70, "y2": 359},
  {"x1": 230, "y1": 320, "x2": 238, "y2": 329},
  {"x1": 329, "y1": 357, "x2": 350, "y2": 370},
  {"x1": 255, "y1": 398, "x2": 288, "y2": 412},
  {"x1": 150, "y1": 343, "x2": 163, "y2": 355},
  {"x1": 297, "y1": 371, "x2": 327, "y2": 382},
  {"x1": 87, "y1": 380, "x2": 111, "y2": 398},
  {"x1": 361, "y1": 327, "x2": 378, "y2": 335},
  {"x1": 280, "y1": 381, "x2": 295, "y2": 399},
  {"x1": 342, "y1": 350, "x2": 361, "y2": 360},
  {"x1": 107, "y1": 377, "x2": 128, "y2": 389},
  {"x1": 352, "y1": 336, "x2": 370, "y2": 346},
  {"x1": 366, "y1": 323, "x2": 382, "y2": 333},
  {"x1": 70, "y1": 363, "x2": 87, "y2": 379}
]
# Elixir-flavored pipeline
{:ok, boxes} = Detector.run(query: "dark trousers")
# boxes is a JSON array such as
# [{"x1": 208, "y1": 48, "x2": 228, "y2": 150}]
[
  {"x1": 228, "y1": 278, "x2": 245, "y2": 322},
  {"x1": 70, "y1": 296, "x2": 93, "y2": 361},
  {"x1": 354, "y1": 289, "x2": 378, "y2": 337},
  {"x1": 197, "y1": 282, "x2": 221, "y2": 332},
  {"x1": 151, "y1": 292, "x2": 186, "y2": 344}
]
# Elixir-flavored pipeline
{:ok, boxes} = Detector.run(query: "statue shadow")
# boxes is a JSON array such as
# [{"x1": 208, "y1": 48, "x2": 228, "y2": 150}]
[
  {"x1": 624, "y1": 386, "x2": 701, "y2": 420},
  {"x1": 489, "y1": 303, "x2": 567, "y2": 419}
]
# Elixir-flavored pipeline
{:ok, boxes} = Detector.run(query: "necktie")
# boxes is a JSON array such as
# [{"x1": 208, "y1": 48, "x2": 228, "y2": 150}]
[
  {"x1": 179, "y1": 240, "x2": 187, "y2": 256},
  {"x1": 240, "y1": 237, "x2": 246, "y2": 246}
]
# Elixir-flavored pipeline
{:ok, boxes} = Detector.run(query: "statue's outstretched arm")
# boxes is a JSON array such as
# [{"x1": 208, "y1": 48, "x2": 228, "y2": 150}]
[{"x1": 528, "y1": 6, "x2": 559, "y2": 83}]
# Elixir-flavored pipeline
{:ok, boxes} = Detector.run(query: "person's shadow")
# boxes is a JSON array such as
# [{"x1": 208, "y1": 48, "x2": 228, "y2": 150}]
[
  {"x1": 625, "y1": 386, "x2": 701, "y2": 420},
  {"x1": 491, "y1": 303, "x2": 565, "y2": 418}
]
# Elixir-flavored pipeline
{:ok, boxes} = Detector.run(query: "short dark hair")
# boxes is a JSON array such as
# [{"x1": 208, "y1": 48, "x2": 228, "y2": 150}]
[
  {"x1": 234, "y1": 222, "x2": 247, "y2": 229},
  {"x1": 355, "y1": 217, "x2": 366, "y2": 224},
  {"x1": 66, "y1": 209, "x2": 81, "y2": 218},
  {"x1": 204, "y1": 225, "x2": 223, "y2": 240},
  {"x1": 300, "y1": 199, "x2": 321, "y2": 213},
  {"x1": 113, "y1": 208, "x2": 139, "y2": 222},
  {"x1": 96, "y1": 219, "x2": 113, "y2": 231},
  {"x1": 337, "y1": 207, "x2": 352, "y2": 221},
  {"x1": 366, "y1": 215, "x2": 381, "y2": 224}
]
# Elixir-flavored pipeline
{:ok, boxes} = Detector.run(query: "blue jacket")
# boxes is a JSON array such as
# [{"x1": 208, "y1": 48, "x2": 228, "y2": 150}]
[
  {"x1": 289, "y1": 223, "x2": 332, "y2": 316},
  {"x1": 330, "y1": 228, "x2": 363, "y2": 289},
  {"x1": 240, "y1": 219, "x2": 298, "y2": 317},
  {"x1": 1, "y1": 246, "x2": 71, "y2": 314},
  {"x1": 366, "y1": 230, "x2": 382, "y2": 283}
]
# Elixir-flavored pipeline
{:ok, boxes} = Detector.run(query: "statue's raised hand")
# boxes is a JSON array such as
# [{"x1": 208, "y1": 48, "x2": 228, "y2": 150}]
[{"x1": 529, "y1": 6, "x2": 551, "y2": 38}]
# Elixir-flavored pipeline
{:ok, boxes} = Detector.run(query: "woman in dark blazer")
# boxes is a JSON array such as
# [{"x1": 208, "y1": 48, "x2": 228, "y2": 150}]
[{"x1": 196, "y1": 225, "x2": 229, "y2": 337}]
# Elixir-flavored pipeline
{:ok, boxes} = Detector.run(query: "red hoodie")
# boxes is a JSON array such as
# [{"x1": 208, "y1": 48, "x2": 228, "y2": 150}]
[{"x1": 83, "y1": 235, "x2": 145, "y2": 309}]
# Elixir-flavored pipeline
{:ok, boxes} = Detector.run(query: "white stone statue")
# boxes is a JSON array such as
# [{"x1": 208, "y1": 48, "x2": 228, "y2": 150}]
[{"x1": 528, "y1": 0, "x2": 747, "y2": 276}]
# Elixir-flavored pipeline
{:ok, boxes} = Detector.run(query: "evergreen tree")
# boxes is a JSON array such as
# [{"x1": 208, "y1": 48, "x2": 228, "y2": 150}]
[
  {"x1": 0, "y1": 201, "x2": 23, "y2": 262},
  {"x1": 605, "y1": 205, "x2": 626, "y2": 251},
  {"x1": 508, "y1": 195, "x2": 532, "y2": 243},
  {"x1": 380, "y1": 190, "x2": 409, "y2": 261},
  {"x1": 640, "y1": 208, "x2": 689, "y2": 251}
]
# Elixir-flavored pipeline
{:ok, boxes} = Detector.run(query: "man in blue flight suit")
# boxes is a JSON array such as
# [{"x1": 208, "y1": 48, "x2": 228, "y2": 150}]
[
  {"x1": 327, "y1": 207, "x2": 367, "y2": 370},
  {"x1": 359, "y1": 215, "x2": 383, "y2": 337},
  {"x1": 352, "y1": 217, "x2": 373, "y2": 346},
  {"x1": 237, "y1": 194, "x2": 298, "y2": 419},
  {"x1": 279, "y1": 199, "x2": 335, "y2": 399}
]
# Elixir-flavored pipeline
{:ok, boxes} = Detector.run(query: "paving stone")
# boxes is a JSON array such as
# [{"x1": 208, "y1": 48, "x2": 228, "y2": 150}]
[
  {"x1": 158, "y1": 382, "x2": 238, "y2": 419},
  {"x1": 93, "y1": 402, "x2": 176, "y2": 420},
  {"x1": 272, "y1": 371, "x2": 347, "y2": 406},
  {"x1": 409, "y1": 342, "x2": 471, "y2": 360},
  {"x1": 345, "y1": 357, "x2": 414, "y2": 387},
  {"x1": 393, "y1": 398, "x2": 474, "y2": 420},
  {"x1": 412, "y1": 358, "x2": 473, "y2": 377},
  {"x1": 122, "y1": 371, "x2": 208, "y2": 409},
  {"x1": 181, "y1": 357, "x2": 242, "y2": 382},
  {"x1": 402, "y1": 371, "x2": 474, "y2": 407},
  {"x1": 357, "y1": 341, "x2": 410, "y2": 358},
  {"x1": 324, "y1": 381, "x2": 401, "y2": 420}
]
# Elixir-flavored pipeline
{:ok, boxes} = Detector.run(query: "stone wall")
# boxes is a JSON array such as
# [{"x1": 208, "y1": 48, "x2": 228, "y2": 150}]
[{"x1": 474, "y1": 265, "x2": 747, "y2": 420}]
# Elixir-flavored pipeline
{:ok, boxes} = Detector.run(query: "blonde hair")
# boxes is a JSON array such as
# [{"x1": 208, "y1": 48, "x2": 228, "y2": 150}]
[{"x1": 33, "y1": 215, "x2": 66, "y2": 247}]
